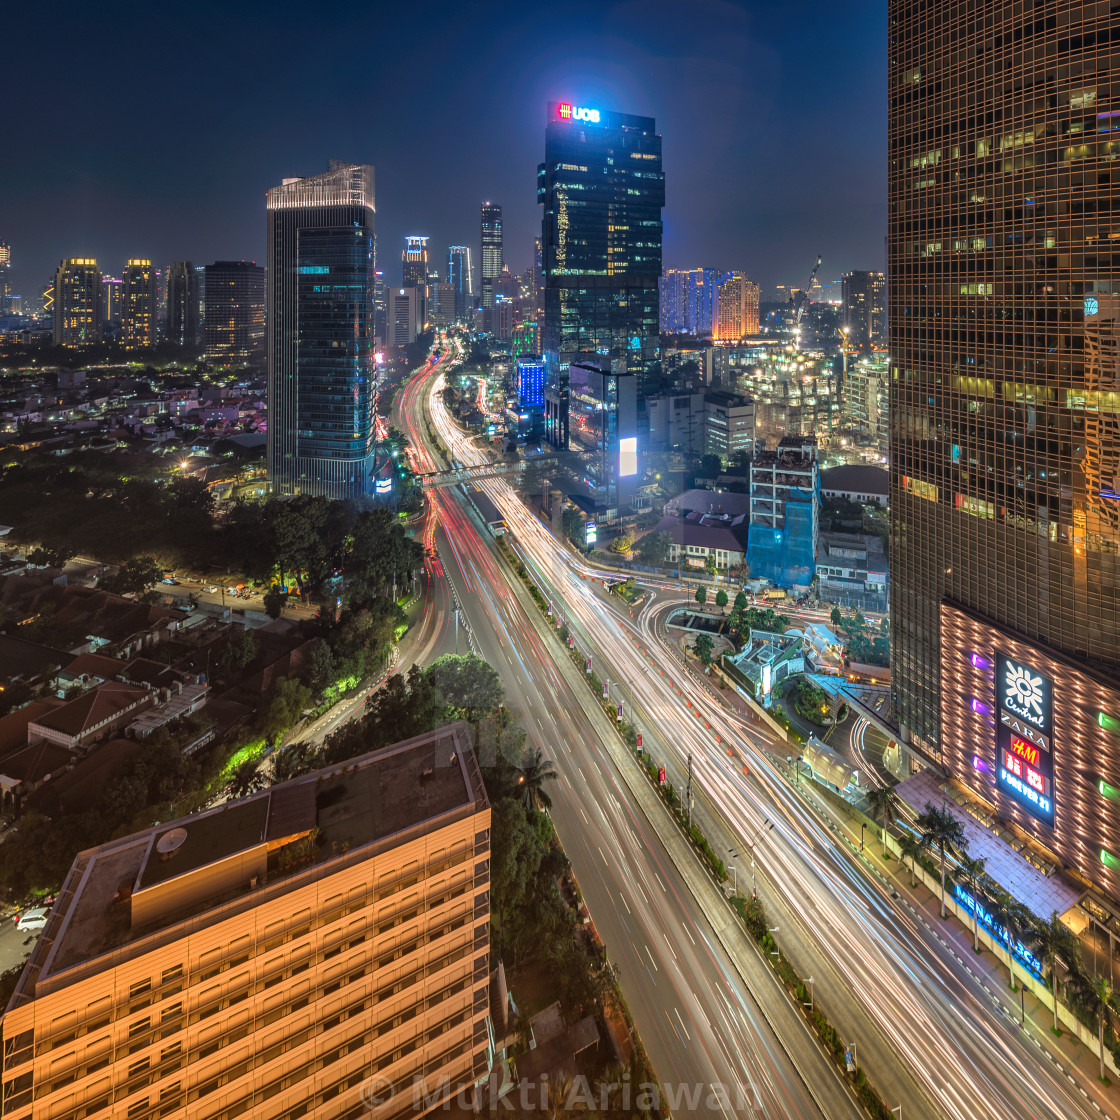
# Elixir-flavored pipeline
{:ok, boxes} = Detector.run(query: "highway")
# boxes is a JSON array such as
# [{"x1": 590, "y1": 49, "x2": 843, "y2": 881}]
[
  {"x1": 414, "y1": 348, "x2": 1111, "y2": 1120},
  {"x1": 399, "y1": 350, "x2": 856, "y2": 1118}
]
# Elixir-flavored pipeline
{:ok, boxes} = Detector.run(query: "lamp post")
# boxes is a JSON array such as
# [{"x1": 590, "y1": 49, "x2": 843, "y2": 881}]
[
  {"x1": 727, "y1": 849, "x2": 739, "y2": 896},
  {"x1": 860, "y1": 822, "x2": 866, "y2": 852},
  {"x1": 744, "y1": 819, "x2": 773, "y2": 896},
  {"x1": 802, "y1": 976, "x2": 814, "y2": 1010}
]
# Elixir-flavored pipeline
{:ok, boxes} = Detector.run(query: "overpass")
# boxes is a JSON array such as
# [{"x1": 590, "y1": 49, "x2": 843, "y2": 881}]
[{"x1": 414, "y1": 450, "x2": 578, "y2": 490}]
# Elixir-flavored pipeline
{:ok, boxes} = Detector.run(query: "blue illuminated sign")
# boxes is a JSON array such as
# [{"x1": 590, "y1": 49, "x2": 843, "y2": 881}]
[{"x1": 954, "y1": 884, "x2": 1042, "y2": 978}]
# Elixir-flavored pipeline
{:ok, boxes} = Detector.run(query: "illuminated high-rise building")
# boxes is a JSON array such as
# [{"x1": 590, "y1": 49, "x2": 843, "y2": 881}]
[
  {"x1": 448, "y1": 245, "x2": 473, "y2": 319},
  {"x1": 659, "y1": 268, "x2": 717, "y2": 336},
  {"x1": 267, "y1": 161, "x2": 377, "y2": 499},
  {"x1": 53, "y1": 258, "x2": 101, "y2": 346},
  {"x1": 0, "y1": 725, "x2": 494, "y2": 1120},
  {"x1": 121, "y1": 259, "x2": 156, "y2": 349},
  {"x1": 100, "y1": 275, "x2": 122, "y2": 331},
  {"x1": 540, "y1": 101, "x2": 665, "y2": 446},
  {"x1": 203, "y1": 261, "x2": 265, "y2": 363},
  {"x1": 889, "y1": 0, "x2": 1120, "y2": 902},
  {"x1": 714, "y1": 273, "x2": 760, "y2": 341},
  {"x1": 402, "y1": 236, "x2": 429, "y2": 288},
  {"x1": 480, "y1": 203, "x2": 503, "y2": 308},
  {"x1": 167, "y1": 260, "x2": 202, "y2": 347},
  {"x1": 841, "y1": 270, "x2": 886, "y2": 350},
  {"x1": 0, "y1": 241, "x2": 11, "y2": 307}
]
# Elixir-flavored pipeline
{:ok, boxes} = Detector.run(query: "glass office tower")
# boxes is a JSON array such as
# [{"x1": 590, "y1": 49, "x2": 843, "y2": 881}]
[
  {"x1": 267, "y1": 161, "x2": 377, "y2": 500},
  {"x1": 448, "y1": 245, "x2": 473, "y2": 319},
  {"x1": 539, "y1": 101, "x2": 664, "y2": 446},
  {"x1": 889, "y1": 1, "x2": 1120, "y2": 897},
  {"x1": 480, "y1": 203, "x2": 503, "y2": 309}
]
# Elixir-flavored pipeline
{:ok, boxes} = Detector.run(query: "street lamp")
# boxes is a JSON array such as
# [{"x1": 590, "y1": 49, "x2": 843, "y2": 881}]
[
  {"x1": 801, "y1": 976, "x2": 814, "y2": 1010},
  {"x1": 860, "y1": 822, "x2": 866, "y2": 852},
  {"x1": 744, "y1": 819, "x2": 773, "y2": 896},
  {"x1": 727, "y1": 849, "x2": 739, "y2": 896}
]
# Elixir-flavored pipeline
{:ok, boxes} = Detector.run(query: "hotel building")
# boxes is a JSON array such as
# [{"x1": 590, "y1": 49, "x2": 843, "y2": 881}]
[{"x1": 1, "y1": 725, "x2": 492, "y2": 1120}]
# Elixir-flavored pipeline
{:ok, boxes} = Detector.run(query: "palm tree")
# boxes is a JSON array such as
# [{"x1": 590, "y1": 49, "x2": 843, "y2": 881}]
[
  {"x1": 1035, "y1": 911, "x2": 1082, "y2": 1034},
  {"x1": 1077, "y1": 973, "x2": 1117, "y2": 1082},
  {"x1": 865, "y1": 785, "x2": 900, "y2": 858},
  {"x1": 915, "y1": 801, "x2": 967, "y2": 918},
  {"x1": 270, "y1": 740, "x2": 322, "y2": 784},
  {"x1": 227, "y1": 757, "x2": 266, "y2": 799},
  {"x1": 954, "y1": 853, "x2": 988, "y2": 952},
  {"x1": 898, "y1": 832, "x2": 921, "y2": 887},
  {"x1": 987, "y1": 885, "x2": 1037, "y2": 994},
  {"x1": 515, "y1": 747, "x2": 559, "y2": 811}
]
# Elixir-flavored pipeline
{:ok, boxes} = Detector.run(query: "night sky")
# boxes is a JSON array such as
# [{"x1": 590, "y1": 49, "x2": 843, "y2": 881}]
[{"x1": 4, "y1": 0, "x2": 885, "y2": 300}]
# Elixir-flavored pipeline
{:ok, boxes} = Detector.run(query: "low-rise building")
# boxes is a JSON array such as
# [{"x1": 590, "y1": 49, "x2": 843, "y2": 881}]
[
  {"x1": 721, "y1": 628, "x2": 805, "y2": 706},
  {"x1": 25, "y1": 680, "x2": 155, "y2": 749},
  {"x1": 1, "y1": 724, "x2": 493, "y2": 1120},
  {"x1": 815, "y1": 533, "x2": 889, "y2": 610},
  {"x1": 821, "y1": 464, "x2": 889, "y2": 507}
]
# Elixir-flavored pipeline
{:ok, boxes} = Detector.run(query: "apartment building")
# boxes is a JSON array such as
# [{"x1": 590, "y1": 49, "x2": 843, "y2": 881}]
[{"x1": 1, "y1": 725, "x2": 492, "y2": 1120}]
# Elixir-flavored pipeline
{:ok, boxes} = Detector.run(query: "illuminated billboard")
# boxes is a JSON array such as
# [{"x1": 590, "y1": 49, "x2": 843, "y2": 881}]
[
  {"x1": 619, "y1": 436, "x2": 637, "y2": 478},
  {"x1": 556, "y1": 103, "x2": 601, "y2": 123},
  {"x1": 995, "y1": 653, "x2": 1054, "y2": 825}
]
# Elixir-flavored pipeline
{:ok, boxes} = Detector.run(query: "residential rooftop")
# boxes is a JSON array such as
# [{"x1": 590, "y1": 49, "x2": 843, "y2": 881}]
[{"x1": 10, "y1": 723, "x2": 487, "y2": 1007}]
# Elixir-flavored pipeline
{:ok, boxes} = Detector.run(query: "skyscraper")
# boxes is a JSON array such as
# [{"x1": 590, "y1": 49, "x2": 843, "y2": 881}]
[
  {"x1": 889, "y1": 0, "x2": 1120, "y2": 900},
  {"x1": 714, "y1": 273, "x2": 760, "y2": 341},
  {"x1": 448, "y1": 245, "x2": 473, "y2": 319},
  {"x1": 267, "y1": 161, "x2": 377, "y2": 500},
  {"x1": 540, "y1": 100, "x2": 665, "y2": 445},
  {"x1": 402, "y1": 236, "x2": 429, "y2": 288},
  {"x1": 53, "y1": 258, "x2": 101, "y2": 346},
  {"x1": 480, "y1": 202, "x2": 502, "y2": 308},
  {"x1": 841, "y1": 270, "x2": 886, "y2": 350},
  {"x1": 659, "y1": 268, "x2": 717, "y2": 336},
  {"x1": 167, "y1": 260, "x2": 202, "y2": 347},
  {"x1": 121, "y1": 259, "x2": 156, "y2": 349},
  {"x1": 0, "y1": 241, "x2": 11, "y2": 308},
  {"x1": 203, "y1": 261, "x2": 265, "y2": 363}
]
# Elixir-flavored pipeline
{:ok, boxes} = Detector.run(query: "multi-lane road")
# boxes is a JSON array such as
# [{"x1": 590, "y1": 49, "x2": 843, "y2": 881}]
[{"x1": 402, "y1": 346, "x2": 1112, "y2": 1120}]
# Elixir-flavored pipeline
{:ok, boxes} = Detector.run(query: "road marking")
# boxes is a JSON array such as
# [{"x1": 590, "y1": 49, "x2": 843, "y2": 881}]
[
  {"x1": 579, "y1": 807, "x2": 588, "y2": 824},
  {"x1": 663, "y1": 932, "x2": 677, "y2": 961},
  {"x1": 598, "y1": 845, "x2": 609, "y2": 866},
  {"x1": 674, "y1": 1006, "x2": 691, "y2": 1040},
  {"x1": 654, "y1": 872, "x2": 667, "y2": 893},
  {"x1": 619, "y1": 893, "x2": 631, "y2": 915},
  {"x1": 536, "y1": 717, "x2": 542, "y2": 729},
  {"x1": 682, "y1": 924, "x2": 696, "y2": 946},
  {"x1": 644, "y1": 945, "x2": 658, "y2": 972}
]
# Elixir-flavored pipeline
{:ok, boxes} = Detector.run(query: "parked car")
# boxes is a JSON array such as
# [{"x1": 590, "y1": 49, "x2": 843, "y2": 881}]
[
  {"x1": 16, "y1": 907, "x2": 49, "y2": 931},
  {"x1": 160, "y1": 577, "x2": 178, "y2": 585},
  {"x1": 205, "y1": 585, "x2": 218, "y2": 594}
]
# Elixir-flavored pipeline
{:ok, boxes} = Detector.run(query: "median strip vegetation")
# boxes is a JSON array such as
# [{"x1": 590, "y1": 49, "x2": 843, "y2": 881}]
[{"x1": 496, "y1": 530, "x2": 900, "y2": 1120}]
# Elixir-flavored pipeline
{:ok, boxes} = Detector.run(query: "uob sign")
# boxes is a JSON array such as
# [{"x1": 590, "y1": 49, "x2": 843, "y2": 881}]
[{"x1": 556, "y1": 103, "x2": 601, "y2": 124}]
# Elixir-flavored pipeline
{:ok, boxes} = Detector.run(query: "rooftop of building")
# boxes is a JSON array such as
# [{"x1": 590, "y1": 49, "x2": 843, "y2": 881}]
[
  {"x1": 12, "y1": 724, "x2": 487, "y2": 1004},
  {"x1": 0, "y1": 738, "x2": 74, "y2": 785},
  {"x1": 28, "y1": 680, "x2": 151, "y2": 739},
  {"x1": 664, "y1": 488, "x2": 751, "y2": 519},
  {"x1": 820, "y1": 464, "x2": 889, "y2": 495},
  {"x1": 651, "y1": 513, "x2": 748, "y2": 554},
  {"x1": 0, "y1": 635, "x2": 70, "y2": 683},
  {"x1": 725, "y1": 628, "x2": 803, "y2": 684}
]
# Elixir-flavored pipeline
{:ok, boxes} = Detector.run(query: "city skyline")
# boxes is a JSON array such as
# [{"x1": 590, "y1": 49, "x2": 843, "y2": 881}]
[{"x1": 0, "y1": 1, "x2": 886, "y2": 299}]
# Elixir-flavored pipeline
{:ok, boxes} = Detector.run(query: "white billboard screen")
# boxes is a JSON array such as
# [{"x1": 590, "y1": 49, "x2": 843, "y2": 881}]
[{"x1": 619, "y1": 436, "x2": 637, "y2": 477}]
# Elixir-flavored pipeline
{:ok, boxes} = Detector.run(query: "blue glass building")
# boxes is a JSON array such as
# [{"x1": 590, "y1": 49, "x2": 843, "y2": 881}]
[
  {"x1": 516, "y1": 358, "x2": 546, "y2": 410},
  {"x1": 267, "y1": 161, "x2": 377, "y2": 499},
  {"x1": 539, "y1": 102, "x2": 665, "y2": 448}
]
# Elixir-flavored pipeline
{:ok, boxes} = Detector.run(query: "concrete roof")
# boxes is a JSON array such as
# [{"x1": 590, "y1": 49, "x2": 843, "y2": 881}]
[
  {"x1": 821, "y1": 464, "x2": 889, "y2": 495},
  {"x1": 30, "y1": 681, "x2": 150, "y2": 738}
]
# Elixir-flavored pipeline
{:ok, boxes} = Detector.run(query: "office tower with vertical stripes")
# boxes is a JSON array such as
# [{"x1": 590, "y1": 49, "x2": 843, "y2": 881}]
[
  {"x1": 480, "y1": 203, "x2": 502, "y2": 309},
  {"x1": 267, "y1": 161, "x2": 377, "y2": 499}
]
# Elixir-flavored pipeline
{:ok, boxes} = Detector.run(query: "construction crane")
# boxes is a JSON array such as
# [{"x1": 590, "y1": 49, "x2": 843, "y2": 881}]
[{"x1": 789, "y1": 254, "x2": 822, "y2": 347}]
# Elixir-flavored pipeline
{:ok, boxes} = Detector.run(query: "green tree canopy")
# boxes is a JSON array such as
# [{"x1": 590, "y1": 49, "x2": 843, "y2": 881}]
[
  {"x1": 634, "y1": 530, "x2": 672, "y2": 568},
  {"x1": 427, "y1": 654, "x2": 503, "y2": 723}
]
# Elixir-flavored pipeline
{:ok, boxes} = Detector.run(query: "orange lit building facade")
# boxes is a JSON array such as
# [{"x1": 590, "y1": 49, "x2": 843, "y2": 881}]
[
  {"x1": 1, "y1": 726, "x2": 492, "y2": 1120},
  {"x1": 714, "y1": 274, "x2": 759, "y2": 341}
]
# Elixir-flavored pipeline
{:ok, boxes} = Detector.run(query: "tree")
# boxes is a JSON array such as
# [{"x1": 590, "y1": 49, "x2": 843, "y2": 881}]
[
  {"x1": 634, "y1": 530, "x2": 672, "y2": 568},
  {"x1": 898, "y1": 832, "x2": 921, "y2": 887},
  {"x1": 694, "y1": 585, "x2": 707, "y2": 607},
  {"x1": 427, "y1": 653, "x2": 502, "y2": 723},
  {"x1": 986, "y1": 885, "x2": 1036, "y2": 995},
  {"x1": 733, "y1": 590, "x2": 749, "y2": 613},
  {"x1": 271, "y1": 740, "x2": 323, "y2": 784},
  {"x1": 915, "y1": 801, "x2": 967, "y2": 918},
  {"x1": 227, "y1": 758, "x2": 266, "y2": 799},
  {"x1": 1075, "y1": 973, "x2": 1117, "y2": 1082},
  {"x1": 865, "y1": 785, "x2": 900, "y2": 858},
  {"x1": 263, "y1": 586, "x2": 286, "y2": 619},
  {"x1": 27, "y1": 543, "x2": 75, "y2": 569},
  {"x1": 714, "y1": 588, "x2": 728, "y2": 612},
  {"x1": 698, "y1": 453, "x2": 722, "y2": 480},
  {"x1": 515, "y1": 747, "x2": 559, "y2": 811},
  {"x1": 101, "y1": 555, "x2": 162, "y2": 595},
  {"x1": 302, "y1": 639, "x2": 335, "y2": 695},
  {"x1": 695, "y1": 633, "x2": 714, "y2": 665},
  {"x1": 1035, "y1": 910, "x2": 1081, "y2": 1034},
  {"x1": 704, "y1": 552, "x2": 717, "y2": 577},
  {"x1": 255, "y1": 676, "x2": 313, "y2": 744},
  {"x1": 830, "y1": 606, "x2": 843, "y2": 627},
  {"x1": 954, "y1": 854, "x2": 988, "y2": 952}
]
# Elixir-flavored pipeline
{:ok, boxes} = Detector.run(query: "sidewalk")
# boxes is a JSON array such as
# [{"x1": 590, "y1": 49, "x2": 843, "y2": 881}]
[{"x1": 826, "y1": 806, "x2": 1119, "y2": 1116}]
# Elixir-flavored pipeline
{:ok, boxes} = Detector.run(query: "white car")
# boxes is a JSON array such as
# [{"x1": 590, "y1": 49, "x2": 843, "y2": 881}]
[
  {"x1": 16, "y1": 907, "x2": 49, "y2": 931},
  {"x1": 205, "y1": 586, "x2": 218, "y2": 594}
]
